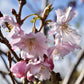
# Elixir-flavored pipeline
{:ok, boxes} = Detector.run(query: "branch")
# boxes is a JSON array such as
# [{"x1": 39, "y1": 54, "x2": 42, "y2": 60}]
[
  {"x1": 75, "y1": 68, "x2": 84, "y2": 84},
  {"x1": 0, "y1": 55, "x2": 9, "y2": 71},
  {"x1": 51, "y1": 72, "x2": 62, "y2": 84},
  {"x1": 0, "y1": 28, "x2": 20, "y2": 61},
  {"x1": 0, "y1": 50, "x2": 17, "y2": 63},
  {"x1": 0, "y1": 71, "x2": 10, "y2": 84},
  {"x1": 7, "y1": 51, "x2": 16, "y2": 84},
  {"x1": 23, "y1": 78, "x2": 29, "y2": 84},
  {"x1": 16, "y1": 0, "x2": 26, "y2": 25},
  {"x1": 63, "y1": 48, "x2": 84, "y2": 84}
]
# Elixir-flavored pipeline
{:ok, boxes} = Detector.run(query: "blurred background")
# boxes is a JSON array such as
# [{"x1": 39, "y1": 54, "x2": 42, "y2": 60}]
[{"x1": 0, "y1": 0, "x2": 84, "y2": 84}]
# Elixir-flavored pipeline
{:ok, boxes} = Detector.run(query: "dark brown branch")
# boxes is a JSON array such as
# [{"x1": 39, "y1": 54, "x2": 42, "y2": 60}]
[
  {"x1": 16, "y1": 0, "x2": 26, "y2": 25},
  {"x1": 0, "y1": 71, "x2": 8, "y2": 75},
  {"x1": 51, "y1": 71, "x2": 62, "y2": 84},
  {"x1": 0, "y1": 28, "x2": 20, "y2": 61},
  {"x1": 39, "y1": 4, "x2": 53, "y2": 32},
  {"x1": 0, "y1": 71, "x2": 10, "y2": 84},
  {"x1": 7, "y1": 51, "x2": 16, "y2": 84},
  {"x1": 0, "y1": 71, "x2": 22, "y2": 84},
  {"x1": 0, "y1": 55, "x2": 9, "y2": 71},
  {"x1": 63, "y1": 49, "x2": 84, "y2": 84},
  {"x1": 0, "y1": 50, "x2": 16, "y2": 63}
]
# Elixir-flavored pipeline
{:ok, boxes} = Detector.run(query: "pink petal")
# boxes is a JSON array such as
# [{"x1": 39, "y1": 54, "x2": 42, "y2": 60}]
[{"x1": 10, "y1": 61, "x2": 26, "y2": 78}]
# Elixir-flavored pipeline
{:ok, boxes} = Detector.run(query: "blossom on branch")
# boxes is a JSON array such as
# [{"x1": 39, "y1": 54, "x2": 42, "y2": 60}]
[
  {"x1": 48, "y1": 7, "x2": 81, "y2": 57},
  {"x1": 10, "y1": 61, "x2": 26, "y2": 78},
  {"x1": 0, "y1": 4, "x2": 82, "y2": 83},
  {"x1": 10, "y1": 58, "x2": 54, "y2": 81},
  {"x1": 48, "y1": 7, "x2": 77, "y2": 36},
  {"x1": 0, "y1": 15, "x2": 24, "y2": 38},
  {"x1": 0, "y1": 15, "x2": 18, "y2": 29},
  {"x1": 11, "y1": 32, "x2": 49, "y2": 60}
]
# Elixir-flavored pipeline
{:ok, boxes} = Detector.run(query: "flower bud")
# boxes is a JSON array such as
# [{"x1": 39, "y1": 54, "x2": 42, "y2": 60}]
[
  {"x1": 0, "y1": 11, "x2": 3, "y2": 17},
  {"x1": 11, "y1": 9, "x2": 17, "y2": 15},
  {"x1": 68, "y1": 1, "x2": 76, "y2": 8}
]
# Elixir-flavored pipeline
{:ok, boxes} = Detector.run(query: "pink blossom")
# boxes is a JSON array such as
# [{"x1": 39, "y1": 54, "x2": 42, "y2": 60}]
[
  {"x1": 48, "y1": 7, "x2": 77, "y2": 35},
  {"x1": 48, "y1": 7, "x2": 81, "y2": 53},
  {"x1": 47, "y1": 35, "x2": 81, "y2": 59},
  {"x1": 10, "y1": 61, "x2": 26, "y2": 78},
  {"x1": 0, "y1": 15, "x2": 24, "y2": 38},
  {"x1": 55, "y1": 42, "x2": 81, "y2": 57},
  {"x1": 0, "y1": 16, "x2": 15, "y2": 26},
  {"x1": 10, "y1": 58, "x2": 54, "y2": 81},
  {"x1": 26, "y1": 59, "x2": 53, "y2": 81},
  {"x1": 43, "y1": 57, "x2": 54, "y2": 72},
  {"x1": 12, "y1": 32, "x2": 49, "y2": 60},
  {"x1": 35, "y1": 66, "x2": 51, "y2": 80},
  {"x1": 52, "y1": 35, "x2": 81, "y2": 58},
  {"x1": 81, "y1": 0, "x2": 84, "y2": 3},
  {"x1": 0, "y1": 15, "x2": 19, "y2": 31}
]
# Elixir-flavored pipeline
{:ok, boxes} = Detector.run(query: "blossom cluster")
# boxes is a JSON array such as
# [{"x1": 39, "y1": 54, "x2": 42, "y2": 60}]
[{"x1": 0, "y1": 7, "x2": 81, "y2": 81}]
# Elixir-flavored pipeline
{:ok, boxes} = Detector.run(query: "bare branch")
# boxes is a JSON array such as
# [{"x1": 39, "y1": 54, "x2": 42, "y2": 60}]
[
  {"x1": 75, "y1": 68, "x2": 84, "y2": 84},
  {"x1": 0, "y1": 71, "x2": 10, "y2": 84},
  {"x1": 7, "y1": 51, "x2": 16, "y2": 84},
  {"x1": 15, "y1": 0, "x2": 26, "y2": 25},
  {"x1": 0, "y1": 28, "x2": 20, "y2": 61},
  {"x1": 63, "y1": 48, "x2": 84, "y2": 84},
  {"x1": 0, "y1": 50, "x2": 17, "y2": 63},
  {"x1": 0, "y1": 55, "x2": 9, "y2": 71}
]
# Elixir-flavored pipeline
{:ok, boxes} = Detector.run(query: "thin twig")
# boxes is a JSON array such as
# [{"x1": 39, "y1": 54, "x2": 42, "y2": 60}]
[
  {"x1": 63, "y1": 48, "x2": 84, "y2": 84},
  {"x1": 7, "y1": 51, "x2": 16, "y2": 84},
  {"x1": 16, "y1": 0, "x2": 26, "y2": 25},
  {"x1": 0, "y1": 55, "x2": 9, "y2": 71},
  {"x1": 0, "y1": 71, "x2": 11, "y2": 84},
  {"x1": 0, "y1": 50, "x2": 16, "y2": 63},
  {"x1": 0, "y1": 28, "x2": 20, "y2": 61}
]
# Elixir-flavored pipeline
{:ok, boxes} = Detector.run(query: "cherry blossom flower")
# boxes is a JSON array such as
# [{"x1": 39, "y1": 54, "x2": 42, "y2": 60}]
[
  {"x1": 26, "y1": 58, "x2": 54, "y2": 81},
  {"x1": 10, "y1": 58, "x2": 54, "y2": 81},
  {"x1": 0, "y1": 15, "x2": 18, "y2": 29},
  {"x1": 0, "y1": 15, "x2": 24, "y2": 38},
  {"x1": 54, "y1": 34, "x2": 81, "y2": 57},
  {"x1": 48, "y1": 7, "x2": 80, "y2": 44},
  {"x1": 47, "y1": 34, "x2": 81, "y2": 59},
  {"x1": 48, "y1": 7, "x2": 77, "y2": 35},
  {"x1": 11, "y1": 32, "x2": 49, "y2": 60},
  {"x1": 48, "y1": 7, "x2": 81, "y2": 53}
]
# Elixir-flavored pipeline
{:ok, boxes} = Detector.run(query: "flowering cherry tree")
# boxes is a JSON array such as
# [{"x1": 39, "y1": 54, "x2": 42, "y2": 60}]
[{"x1": 0, "y1": 0, "x2": 83, "y2": 84}]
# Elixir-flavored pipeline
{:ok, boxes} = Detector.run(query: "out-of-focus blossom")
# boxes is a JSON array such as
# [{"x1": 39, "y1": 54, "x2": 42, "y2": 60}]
[
  {"x1": 48, "y1": 7, "x2": 77, "y2": 35},
  {"x1": 51, "y1": 35, "x2": 80, "y2": 59},
  {"x1": 35, "y1": 58, "x2": 54, "y2": 80},
  {"x1": 81, "y1": 0, "x2": 84, "y2": 3},
  {"x1": 48, "y1": 7, "x2": 81, "y2": 54},
  {"x1": 11, "y1": 32, "x2": 49, "y2": 60},
  {"x1": 0, "y1": 16, "x2": 15, "y2": 25},
  {"x1": 10, "y1": 61, "x2": 26, "y2": 78},
  {"x1": 0, "y1": 15, "x2": 18, "y2": 29},
  {"x1": 55, "y1": 41, "x2": 81, "y2": 57},
  {"x1": 47, "y1": 34, "x2": 81, "y2": 59},
  {"x1": 0, "y1": 15, "x2": 24, "y2": 38}
]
